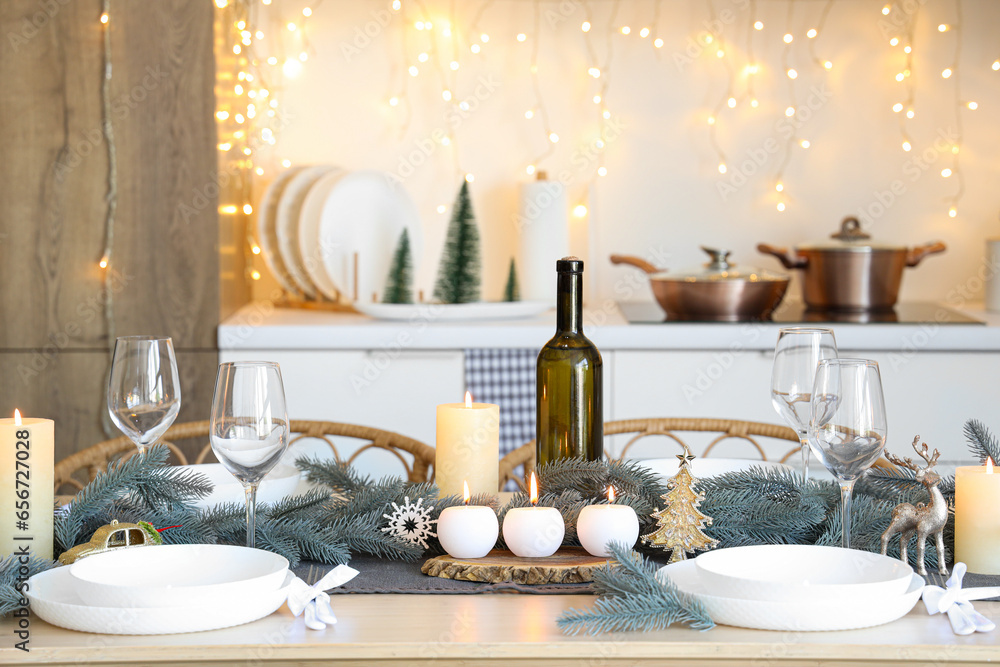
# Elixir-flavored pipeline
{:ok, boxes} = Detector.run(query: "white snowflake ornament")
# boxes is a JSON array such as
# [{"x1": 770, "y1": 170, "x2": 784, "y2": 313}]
[{"x1": 381, "y1": 496, "x2": 437, "y2": 549}]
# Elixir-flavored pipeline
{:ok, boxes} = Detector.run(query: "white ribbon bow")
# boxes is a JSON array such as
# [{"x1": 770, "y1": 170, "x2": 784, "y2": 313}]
[
  {"x1": 921, "y1": 562, "x2": 1000, "y2": 635},
  {"x1": 286, "y1": 565, "x2": 360, "y2": 630}
]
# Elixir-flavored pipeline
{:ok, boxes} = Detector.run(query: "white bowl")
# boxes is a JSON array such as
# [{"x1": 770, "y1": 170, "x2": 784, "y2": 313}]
[
  {"x1": 69, "y1": 544, "x2": 289, "y2": 608},
  {"x1": 183, "y1": 463, "x2": 302, "y2": 509},
  {"x1": 659, "y1": 559, "x2": 923, "y2": 632},
  {"x1": 694, "y1": 544, "x2": 914, "y2": 602},
  {"x1": 639, "y1": 457, "x2": 792, "y2": 481},
  {"x1": 29, "y1": 567, "x2": 293, "y2": 635}
]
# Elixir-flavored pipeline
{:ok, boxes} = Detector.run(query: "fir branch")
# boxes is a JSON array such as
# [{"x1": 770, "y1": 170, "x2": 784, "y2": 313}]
[
  {"x1": 964, "y1": 419, "x2": 1000, "y2": 464},
  {"x1": 296, "y1": 456, "x2": 371, "y2": 496},
  {"x1": 0, "y1": 555, "x2": 55, "y2": 618},
  {"x1": 262, "y1": 489, "x2": 334, "y2": 522},
  {"x1": 558, "y1": 542, "x2": 713, "y2": 635}
]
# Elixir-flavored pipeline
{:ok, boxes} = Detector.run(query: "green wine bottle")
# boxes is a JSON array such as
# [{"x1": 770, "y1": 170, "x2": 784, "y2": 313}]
[{"x1": 536, "y1": 257, "x2": 603, "y2": 465}]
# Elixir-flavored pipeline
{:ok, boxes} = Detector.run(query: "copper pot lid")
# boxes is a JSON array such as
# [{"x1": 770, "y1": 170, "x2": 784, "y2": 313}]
[
  {"x1": 653, "y1": 247, "x2": 789, "y2": 283},
  {"x1": 796, "y1": 217, "x2": 904, "y2": 253}
]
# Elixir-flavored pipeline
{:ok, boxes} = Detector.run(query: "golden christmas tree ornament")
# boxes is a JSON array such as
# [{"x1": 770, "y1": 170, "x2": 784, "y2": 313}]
[{"x1": 641, "y1": 452, "x2": 718, "y2": 563}]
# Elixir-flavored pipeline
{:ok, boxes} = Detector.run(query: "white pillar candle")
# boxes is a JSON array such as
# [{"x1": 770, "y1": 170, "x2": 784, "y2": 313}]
[
  {"x1": 577, "y1": 487, "x2": 639, "y2": 557},
  {"x1": 502, "y1": 473, "x2": 564, "y2": 558},
  {"x1": 438, "y1": 481, "x2": 499, "y2": 559},
  {"x1": 0, "y1": 411, "x2": 54, "y2": 561},
  {"x1": 517, "y1": 174, "x2": 569, "y2": 303},
  {"x1": 954, "y1": 460, "x2": 1000, "y2": 574},
  {"x1": 435, "y1": 392, "x2": 499, "y2": 498}
]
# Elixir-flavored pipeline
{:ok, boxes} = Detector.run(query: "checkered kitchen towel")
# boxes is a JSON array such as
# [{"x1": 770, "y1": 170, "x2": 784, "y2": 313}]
[{"x1": 464, "y1": 349, "x2": 536, "y2": 488}]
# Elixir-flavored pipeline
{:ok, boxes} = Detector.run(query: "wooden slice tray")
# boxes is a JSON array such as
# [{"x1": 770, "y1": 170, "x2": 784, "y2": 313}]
[{"x1": 421, "y1": 547, "x2": 610, "y2": 585}]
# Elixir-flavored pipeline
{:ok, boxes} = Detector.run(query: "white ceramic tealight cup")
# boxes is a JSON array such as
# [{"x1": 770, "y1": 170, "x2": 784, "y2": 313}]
[
  {"x1": 577, "y1": 503, "x2": 640, "y2": 558},
  {"x1": 438, "y1": 505, "x2": 499, "y2": 559},
  {"x1": 502, "y1": 506, "x2": 565, "y2": 558}
]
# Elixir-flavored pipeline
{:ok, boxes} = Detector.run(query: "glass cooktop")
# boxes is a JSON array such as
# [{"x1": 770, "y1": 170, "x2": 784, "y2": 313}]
[{"x1": 618, "y1": 301, "x2": 985, "y2": 325}]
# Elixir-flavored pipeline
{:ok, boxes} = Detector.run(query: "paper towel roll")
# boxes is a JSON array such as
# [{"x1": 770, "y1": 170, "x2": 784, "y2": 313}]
[
  {"x1": 517, "y1": 176, "x2": 569, "y2": 302},
  {"x1": 985, "y1": 239, "x2": 1000, "y2": 312}
]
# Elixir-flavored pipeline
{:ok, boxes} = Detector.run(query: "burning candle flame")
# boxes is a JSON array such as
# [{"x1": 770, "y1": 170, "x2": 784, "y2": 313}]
[
  {"x1": 13, "y1": 409, "x2": 21, "y2": 426},
  {"x1": 463, "y1": 480, "x2": 470, "y2": 505},
  {"x1": 988, "y1": 457, "x2": 994, "y2": 474},
  {"x1": 607, "y1": 486, "x2": 616, "y2": 503},
  {"x1": 464, "y1": 391, "x2": 472, "y2": 408},
  {"x1": 529, "y1": 471, "x2": 538, "y2": 505}
]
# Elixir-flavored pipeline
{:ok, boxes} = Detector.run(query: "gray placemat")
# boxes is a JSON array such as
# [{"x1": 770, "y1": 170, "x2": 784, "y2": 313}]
[
  {"x1": 294, "y1": 557, "x2": 1000, "y2": 598},
  {"x1": 294, "y1": 555, "x2": 596, "y2": 595}
]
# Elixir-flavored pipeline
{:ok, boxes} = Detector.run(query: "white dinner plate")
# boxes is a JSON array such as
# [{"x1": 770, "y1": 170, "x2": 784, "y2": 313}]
[
  {"x1": 354, "y1": 300, "x2": 552, "y2": 322},
  {"x1": 317, "y1": 170, "x2": 424, "y2": 303},
  {"x1": 276, "y1": 165, "x2": 338, "y2": 297},
  {"x1": 639, "y1": 457, "x2": 792, "y2": 481},
  {"x1": 28, "y1": 567, "x2": 292, "y2": 635},
  {"x1": 257, "y1": 167, "x2": 307, "y2": 294},
  {"x1": 298, "y1": 169, "x2": 348, "y2": 300},
  {"x1": 658, "y1": 559, "x2": 924, "y2": 631}
]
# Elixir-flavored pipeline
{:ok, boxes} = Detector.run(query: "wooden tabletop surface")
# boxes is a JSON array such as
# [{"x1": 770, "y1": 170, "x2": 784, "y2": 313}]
[{"x1": 2, "y1": 594, "x2": 999, "y2": 666}]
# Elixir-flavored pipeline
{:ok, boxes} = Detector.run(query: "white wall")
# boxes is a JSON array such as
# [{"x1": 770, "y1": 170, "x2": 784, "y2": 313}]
[{"x1": 250, "y1": 0, "x2": 1000, "y2": 306}]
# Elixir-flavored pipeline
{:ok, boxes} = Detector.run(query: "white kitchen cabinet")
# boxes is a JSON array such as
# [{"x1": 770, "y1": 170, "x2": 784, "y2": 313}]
[
  {"x1": 219, "y1": 349, "x2": 464, "y2": 480},
  {"x1": 612, "y1": 350, "x2": 1000, "y2": 463}
]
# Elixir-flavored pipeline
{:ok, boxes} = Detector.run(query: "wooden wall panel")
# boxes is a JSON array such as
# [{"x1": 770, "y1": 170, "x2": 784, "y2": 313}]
[{"x1": 0, "y1": 0, "x2": 219, "y2": 456}]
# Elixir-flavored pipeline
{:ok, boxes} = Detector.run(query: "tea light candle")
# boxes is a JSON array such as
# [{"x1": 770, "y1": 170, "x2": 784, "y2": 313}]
[
  {"x1": 954, "y1": 458, "x2": 1000, "y2": 574},
  {"x1": 502, "y1": 472, "x2": 564, "y2": 558},
  {"x1": 437, "y1": 481, "x2": 499, "y2": 559},
  {"x1": 577, "y1": 486, "x2": 640, "y2": 557},
  {"x1": 0, "y1": 410, "x2": 55, "y2": 560},
  {"x1": 435, "y1": 392, "x2": 499, "y2": 498}
]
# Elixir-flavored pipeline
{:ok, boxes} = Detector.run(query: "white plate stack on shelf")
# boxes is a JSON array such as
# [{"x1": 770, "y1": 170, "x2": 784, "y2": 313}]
[
  {"x1": 26, "y1": 544, "x2": 292, "y2": 634},
  {"x1": 257, "y1": 166, "x2": 424, "y2": 304},
  {"x1": 659, "y1": 544, "x2": 923, "y2": 631}
]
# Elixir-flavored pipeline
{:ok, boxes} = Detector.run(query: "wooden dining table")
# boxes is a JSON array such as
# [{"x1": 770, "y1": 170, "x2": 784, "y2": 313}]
[{"x1": 2, "y1": 592, "x2": 998, "y2": 666}]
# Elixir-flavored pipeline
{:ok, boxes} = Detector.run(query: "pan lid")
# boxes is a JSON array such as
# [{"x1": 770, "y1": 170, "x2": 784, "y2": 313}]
[
  {"x1": 655, "y1": 247, "x2": 789, "y2": 283},
  {"x1": 797, "y1": 217, "x2": 903, "y2": 252}
]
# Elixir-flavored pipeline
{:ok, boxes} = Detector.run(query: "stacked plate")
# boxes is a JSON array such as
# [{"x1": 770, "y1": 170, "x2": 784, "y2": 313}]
[
  {"x1": 659, "y1": 544, "x2": 923, "y2": 631},
  {"x1": 257, "y1": 166, "x2": 424, "y2": 303},
  {"x1": 27, "y1": 544, "x2": 291, "y2": 634}
]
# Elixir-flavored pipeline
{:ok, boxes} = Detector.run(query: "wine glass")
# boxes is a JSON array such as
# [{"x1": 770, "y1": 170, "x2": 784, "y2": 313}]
[
  {"x1": 808, "y1": 359, "x2": 887, "y2": 549},
  {"x1": 108, "y1": 336, "x2": 181, "y2": 457},
  {"x1": 210, "y1": 361, "x2": 289, "y2": 549},
  {"x1": 770, "y1": 327, "x2": 838, "y2": 481}
]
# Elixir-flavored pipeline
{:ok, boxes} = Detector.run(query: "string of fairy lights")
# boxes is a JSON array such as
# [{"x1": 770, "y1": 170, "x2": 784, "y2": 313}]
[{"x1": 206, "y1": 0, "x2": 998, "y2": 294}]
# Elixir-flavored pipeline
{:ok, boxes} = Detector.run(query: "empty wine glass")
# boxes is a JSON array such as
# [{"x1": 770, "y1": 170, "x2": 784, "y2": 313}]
[
  {"x1": 808, "y1": 359, "x2": 887, "y2": 549},
  {"x1": 108, "y1": 336, "x2": 181, "y2": 457},
  {"x1": 210, "y1": 361, "x2": 289, "y2": 549},
  {"x1": 770, "y1": 327, "x2": 838, "y2": 481}
]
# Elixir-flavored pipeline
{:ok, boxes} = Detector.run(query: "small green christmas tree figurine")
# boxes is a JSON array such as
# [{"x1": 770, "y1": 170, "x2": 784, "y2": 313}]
[
  {"x1": 382, "y1": 229, "x2": 414, "y2": 304},
  {"x1": 503, "y1": 258, "x2": 520, "y2": 302},
  {"x1": 432, "y1": 181, "x2": 481, "y2": 304},
  {"x1": 641, "y1": 453, "x2": 718, "y2": 563}
]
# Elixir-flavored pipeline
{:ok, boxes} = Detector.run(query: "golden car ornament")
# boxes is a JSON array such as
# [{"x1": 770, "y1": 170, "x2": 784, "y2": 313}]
[{"x1": 57, "y1": 519, "x2": 164, "y2": 565}]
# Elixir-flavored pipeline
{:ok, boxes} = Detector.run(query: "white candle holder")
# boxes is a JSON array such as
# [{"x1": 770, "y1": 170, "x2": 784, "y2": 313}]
[
  {"x1": 577, "y1": 504, "x2": 640, "y2": 557},
  {"x1": 502, "y1": 506, "x2": 565, "y2": 558},
  {"x1": 438, "y1": 505, "x2": 499, "y2": 559}
]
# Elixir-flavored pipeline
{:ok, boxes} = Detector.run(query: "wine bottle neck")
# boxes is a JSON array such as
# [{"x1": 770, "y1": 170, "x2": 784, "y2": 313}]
[{"x1": 556, "y1": 272, "x2": 583, "y2": 334}]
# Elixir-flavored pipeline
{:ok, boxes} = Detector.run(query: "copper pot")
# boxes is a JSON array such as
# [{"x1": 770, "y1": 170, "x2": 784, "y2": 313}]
[
  {"x1": 758, "y1": 217, "x2": 946, "y2": 311},
  {"x1": 610, "y1": 247, "x2": 790, "y2": 322}
]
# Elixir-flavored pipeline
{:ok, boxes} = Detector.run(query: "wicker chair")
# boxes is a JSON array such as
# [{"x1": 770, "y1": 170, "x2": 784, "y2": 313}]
[
  {"x1": 54, "y1": 419, "x2": 436, "y2": 493},
  {"x1": 498, "y1": 417, "x2": 801, "y2": 491}
]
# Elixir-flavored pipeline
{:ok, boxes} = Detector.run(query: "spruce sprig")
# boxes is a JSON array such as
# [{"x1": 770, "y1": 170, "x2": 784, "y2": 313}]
[
  {"x1": 0, "y1": 555, "x2": 55, "y2": 617},
  {"x1": 964, "y1": 419, "x2": 1000, "y2": 464},
  {"x1": 557, "y1": 542, "x2": 714, "y2": 635}
]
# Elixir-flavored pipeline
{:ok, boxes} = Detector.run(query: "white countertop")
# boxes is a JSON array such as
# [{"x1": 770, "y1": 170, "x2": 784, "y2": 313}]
[{"x1": 218, "y1": 301, "x2": 1000, "y2": 352}]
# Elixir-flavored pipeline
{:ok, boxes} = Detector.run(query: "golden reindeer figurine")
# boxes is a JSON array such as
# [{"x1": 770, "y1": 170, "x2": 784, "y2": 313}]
[{"x1": 879, "y1": 436, "x2": 948, "y2": 576}]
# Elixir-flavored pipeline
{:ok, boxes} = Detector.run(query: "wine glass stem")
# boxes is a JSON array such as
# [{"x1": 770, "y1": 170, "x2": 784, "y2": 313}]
[
  {"x1": 840, "y1": 480, "x2": 855, "y2": 550},
  {"x1": 799, "y1": 437, "x2": 810, "y2": 482},
  {"x1": 244, "y1": 484, "x2": 258, "y2": 549}
]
